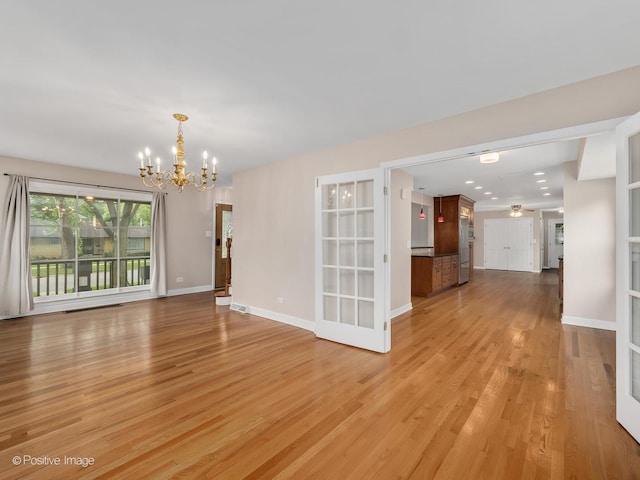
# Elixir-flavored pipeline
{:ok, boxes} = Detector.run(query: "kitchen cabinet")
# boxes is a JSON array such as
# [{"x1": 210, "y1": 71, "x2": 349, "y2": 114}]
[
  {"x1": 434, "y1": 195, "x2": 474, "y2": 254},
  {"x1": 411, "y1": 254, "x2": 459, "y2": 297}
]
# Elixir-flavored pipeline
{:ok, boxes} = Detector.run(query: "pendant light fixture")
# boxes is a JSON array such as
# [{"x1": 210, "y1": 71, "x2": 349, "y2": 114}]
[
  {"x1": 418, "y1": 187, "x2": 425, "y2": 219},
  {"x1": 437, "y1": 195, "x2": 445, "y2": 223}
]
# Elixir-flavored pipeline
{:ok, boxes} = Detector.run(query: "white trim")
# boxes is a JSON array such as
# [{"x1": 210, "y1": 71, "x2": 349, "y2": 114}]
[
  {"x1": 167, "y1": 285, "x2": 213, "y2": 297},
  {"x1": 561, "y1": 315, "x2": 616, "y2": 331},
  {"x1": 0, "y1": 290, "x2": 154, "y2": 320},
  {"x1": 248, "y1": 306, "x2": 315, "y2": 332},
  {"x1": 381, "y1": 116, "x2": 629, "y2": 171},
  {"x1": 390, "y1": 303, "x2": 412, "y2": 320},
  {"x1": 474, "y1": 266, "x2": 485, "y2": 270}
]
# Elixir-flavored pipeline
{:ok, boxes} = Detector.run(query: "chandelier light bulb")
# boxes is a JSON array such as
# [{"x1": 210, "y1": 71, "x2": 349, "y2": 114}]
[{"x1": 144, "y1": 147, "x2": 150, "y2": 156}]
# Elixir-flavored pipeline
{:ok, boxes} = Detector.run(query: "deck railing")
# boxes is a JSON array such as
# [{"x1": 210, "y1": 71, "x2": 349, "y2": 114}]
[{"x1": 32, "y1": 256, "x2": 151, "y2": 297}]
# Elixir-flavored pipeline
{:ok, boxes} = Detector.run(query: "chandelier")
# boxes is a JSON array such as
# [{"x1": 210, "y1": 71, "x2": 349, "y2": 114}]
[{"x1": 138, "y1": 114, "x2": 216, "y2": 192}]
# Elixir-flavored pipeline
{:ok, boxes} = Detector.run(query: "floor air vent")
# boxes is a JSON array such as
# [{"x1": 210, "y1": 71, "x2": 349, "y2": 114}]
[{"x1": 230, "y1": 303, "x2": 248, "y2": 313}]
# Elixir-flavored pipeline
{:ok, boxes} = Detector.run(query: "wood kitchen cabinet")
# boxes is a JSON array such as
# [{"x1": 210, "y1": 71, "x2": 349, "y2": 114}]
[
  {"x1": 411, "y1": 254, "x2": 459, "y2": 297},
  {"x1": 434, "y1": 194, "x2": 474, "y2": 254}
]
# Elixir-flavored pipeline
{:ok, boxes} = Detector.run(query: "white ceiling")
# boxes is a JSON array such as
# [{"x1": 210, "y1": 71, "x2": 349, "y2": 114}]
[
  {"x1": 403, "y1": 140, "x2": 581, "y2": 211},
  {"x1": 1, "y1": 1, "x2": 639, "y2": 189}
]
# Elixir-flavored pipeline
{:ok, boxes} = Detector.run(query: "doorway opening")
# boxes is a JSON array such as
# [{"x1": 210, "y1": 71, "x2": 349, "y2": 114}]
[{"x1": 214, "y1": 203, "x2": 232, "y2": 290}]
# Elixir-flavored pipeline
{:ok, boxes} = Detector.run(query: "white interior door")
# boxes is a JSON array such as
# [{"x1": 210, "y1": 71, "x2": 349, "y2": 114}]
[
  {"x1": 315, "y1": 168, "x2": 388, "y2": 353},
  {"x1": 508, "y1": 218, "x2": 533, "y2": 272},
  {"x1": 484, "y1": 218, "x2": 532, "y2": 271},
  {"x1": 616, "y1": 110, "x2": 640, "y2": 442},
  {"x1": 547, "y1": 219, "x2": 564, "y2": 268},
  {"x1": 484, "y1": 219, "x2": 509, "y2": 270}
]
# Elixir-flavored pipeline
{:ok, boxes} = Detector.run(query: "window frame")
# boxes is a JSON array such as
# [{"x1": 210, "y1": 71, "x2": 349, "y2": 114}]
[{"x1": 29, "y1": 180, "x2": 153, "y2": 303}]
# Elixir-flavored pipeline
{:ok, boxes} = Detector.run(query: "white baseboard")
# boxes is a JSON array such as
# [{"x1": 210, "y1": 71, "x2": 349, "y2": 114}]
[
  {"x1": 390, "y1": 303, "x2": 412, "y2": 320},
  {"x1": 247, "y1": 306, "x2": 316, "y2": 332},
  {"x1": 167, "y1": 285, "x2": 213, "y2": 297},
  {"x1": 474, "y1": 266, "x2": 485, "y2": 270},
  {"x1": 561, "y1": 315, "x2": 616, "y2": 331}
]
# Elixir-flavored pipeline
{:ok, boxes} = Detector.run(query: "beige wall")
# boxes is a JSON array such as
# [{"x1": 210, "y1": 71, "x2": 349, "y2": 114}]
[
  {"x1": 473, "y1": 210, "x2": 543, "y2": 272},
  {"x1": 563, "y1": 161, "x2": 615, "y2": 326},
  {"x1": 0, "y1": 155, "x2": 232, "y2": 296},
  {"x1": 390, "y1": 170, "x2": 413, "y2": 311},
  {"x1": 233, "y1": 66, "x2": 640, "y2": 325}
]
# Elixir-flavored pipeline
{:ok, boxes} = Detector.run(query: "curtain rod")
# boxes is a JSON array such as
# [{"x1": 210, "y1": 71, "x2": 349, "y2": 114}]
[{"x1": 3, "y1": 173, "x2": 165, "y2": 195}]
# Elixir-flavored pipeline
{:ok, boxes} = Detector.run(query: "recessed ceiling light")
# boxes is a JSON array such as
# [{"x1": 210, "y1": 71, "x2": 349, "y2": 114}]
[
  {"x1": 534, "y1": 172, "x2": 545, "y2": 176},
  {"x1": 536, "y1": 179, "x2": 547, "y2": 183},
  {"x1": 480, "y1": 152, "x2": 500, "y2": 164},
  {"x1": 491, "y1": 197, "x2": 498, "y2": 200},
  {"x1": 543, "y1": 193, "x2": 551, "y2": 196},
  {"x1": 540, "y1": 186, "x2": 549, "y2": 190},
  {"x1": 484, "y1": 191, "x2": 492, "y2": 195},
  {"x1": 474, "y1": 186, "x2": 483, "y2": 190},
  {"x1": 465, "y1": 180, "x2": 474, "y2": 184}
]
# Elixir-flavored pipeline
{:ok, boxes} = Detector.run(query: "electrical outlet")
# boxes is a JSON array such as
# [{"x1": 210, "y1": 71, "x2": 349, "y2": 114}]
[
  {"x1": 176, "y1": 277, "x2": 184, "y2": 283},
  {"x1": 277, "y1": 297, "x2": 284, "y2": 304},
  {"x1": 205, "y1": 231, "x2": 212, "y2": 237}
]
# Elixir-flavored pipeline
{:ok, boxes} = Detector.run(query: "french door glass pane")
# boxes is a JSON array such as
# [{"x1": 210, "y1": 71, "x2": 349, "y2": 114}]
[
  {"x1": 629, "y1": 131, "x2": 640, "y2": 184},
  {"x1": 358, "y1": 271, "x2": 374, "y2": 298},
  {"x1": 358, "y1": 300, "x2": 374, "y2": 329},
  {"x1": 340, "y1": 298, "x2": 355, "y2": 325},
  {"x1": 357, "y1": 240, "x2": 374, "y2": 268},
  {"x1": 339, "y1": 212, "x2": 355, "y2": 237},
  {"x1": 339, "y1": 183, "x2": 354, "y2": 209},
  {"x1": 632, "y1": 244, "x2": 640, "y2": 292},
  {"x1": 339, "y1": 269, "x2": 355, "y2": 296},
  {"x1": 323, "y1": 268, "x2": 337, "y2": 293},
  {"x1": 632, "y1": 296, "x2": 640, "y2": 347},
  {"x1": 323, "y1": 212, "x2": 338, "y2": 237},
  {"x1": 633, "y1": 350, "x2": 640, "y2": 402},
  {"x1": 631, "y1": 189, "x2": 640, "y2": 237},
  {"x1": 322, "y1": 184, "x2": 338, "y2": 210},
  {"x1": 323, "y1": 296, "x2": 337, "y2": 322},
  {"x1": 356, "y1": 180, "x2": 373, "y2": 208},
  {"x1": 323, "y1": 240, "x2": 337, "y2": 266},
  {"x1": 357, "y1": 210, "x2": 374, "y2": 237},
  {"x1": 339, "y1": 240, "x2": 355, "y2": 266}
]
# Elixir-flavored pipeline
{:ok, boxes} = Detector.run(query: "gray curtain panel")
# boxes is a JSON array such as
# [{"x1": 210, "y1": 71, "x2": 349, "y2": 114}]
[
  {"x1": 150, "y1": 192, "x2": 167, "y2": 296},
  {"x1": 0, "y1": 175, "x2": 34, "y2": 316}
]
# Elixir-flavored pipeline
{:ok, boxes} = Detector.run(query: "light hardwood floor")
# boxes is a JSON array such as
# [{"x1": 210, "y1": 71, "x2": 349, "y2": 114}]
[{"x1": 1, "y1": 270, "x2": 639, "y2": 479}]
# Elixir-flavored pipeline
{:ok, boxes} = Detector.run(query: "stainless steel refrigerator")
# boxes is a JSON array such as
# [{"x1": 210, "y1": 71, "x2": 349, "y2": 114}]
[{"x1": 459, "y1": 213, "x2": 470, "y2": 284}]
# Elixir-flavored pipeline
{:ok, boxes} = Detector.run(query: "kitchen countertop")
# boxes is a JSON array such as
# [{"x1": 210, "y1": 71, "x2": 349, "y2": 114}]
[{"x1": 411, "y1": 248, "x2": 458, "y2": 258}]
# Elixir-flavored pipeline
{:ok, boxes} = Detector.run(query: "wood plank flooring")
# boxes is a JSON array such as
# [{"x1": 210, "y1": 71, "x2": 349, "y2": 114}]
[{"x1": 1, "y1": 270, "x2": 639, "y2": 479}]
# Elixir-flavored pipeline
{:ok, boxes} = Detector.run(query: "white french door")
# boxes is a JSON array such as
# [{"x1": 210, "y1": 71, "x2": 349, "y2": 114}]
[
  {"x1": 484, "y1": 218, "x2": 533, "y2": 272},
  {"x1": 616, "y1": 111, "x2": 640, "y2": 442},
  {"x1": 315, "y1": 168, "x2": 388, "y2": 353}
]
